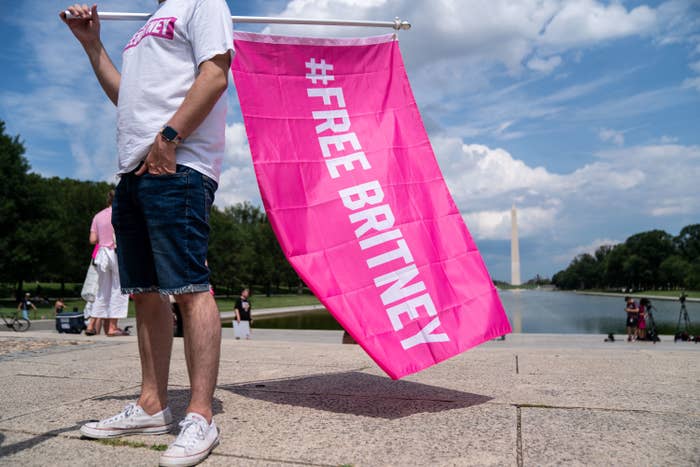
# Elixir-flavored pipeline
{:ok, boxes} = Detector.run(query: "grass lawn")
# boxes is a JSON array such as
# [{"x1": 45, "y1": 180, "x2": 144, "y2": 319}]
[
  {"x1": 1, "y1": 294, "x2": 321, "y2": 320},
  {"x1": 633, "y1": 290, "x2": 699, "y2": 299},
  {"x1": 584, "y1": 290, "x2": 700, "y2": 299},
  {"x1": 215, "y1": 294, "x2": 320, "y2": 312}
]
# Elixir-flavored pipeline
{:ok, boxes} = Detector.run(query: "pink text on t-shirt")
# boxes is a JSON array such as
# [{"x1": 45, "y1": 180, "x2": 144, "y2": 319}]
[{"x1": 124, "y1": 17, "x2": 177, "y2": 51}]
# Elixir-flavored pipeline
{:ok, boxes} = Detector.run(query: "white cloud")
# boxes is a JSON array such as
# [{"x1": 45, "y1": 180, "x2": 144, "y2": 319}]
[
  {"x1": 216, "y1": 165, "x2": 261, "y2": 207},
  {"x1": 263, "y1": 0, "x2": 698, "y2": 146},
  {"x1": 649, "y1": 201, "x2": 696, "y2": 217},
  {"x1": 431, "y1": 135, "x2": 700, "y2": 242},
  {"x1": 538, "y1": 0, "x2": 657, "y2": 50},
  {"x1": 223, "y1": 122, "x2": 251, "y2": 165},
  {"x1": 268, "y1": 0, "x2": 675, "y2": 74},
  {"x1": 439, "y1": 142, "x2": 559, "y2": 201},
  {"x1": 216, "y1": 123, "x2": 261, "y2": 207},
  {"x1": 554, "y1": 238, "x2": 621, "y2": 262},
  {"x1": 655, "y1": 0, "x2": 700, "y2": 47},
  {"x1": 464, "y1": 206, "x2": 559, "y2": 241},
  {"x1": 527, "y1": 55, "x2": 562, "y2": 74},
  {"x1": 599, "y1": 127, "x2": 625, "y2": 146},
  {"x1": 658, "y1": 135, "x2": 678, "y2": 144},
  {"x1": 683, "y1": 76, "x2": 700, "y2": 92},
  {"x1": 684, "y1": 60, "x2": 700, "y2": 92}
]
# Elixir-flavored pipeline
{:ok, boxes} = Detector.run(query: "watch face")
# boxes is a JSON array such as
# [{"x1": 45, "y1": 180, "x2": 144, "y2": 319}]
[{"x1": 162, "y1": 126, "x2": 178, "y2": 141}]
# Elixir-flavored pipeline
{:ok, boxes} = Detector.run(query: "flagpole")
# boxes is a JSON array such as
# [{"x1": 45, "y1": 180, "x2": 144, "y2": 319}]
[{"x1": 63, "y1": 11, "x2": 411, "y2": 30}]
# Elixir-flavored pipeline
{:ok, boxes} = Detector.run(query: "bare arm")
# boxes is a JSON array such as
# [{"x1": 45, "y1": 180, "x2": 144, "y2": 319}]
[
  {"x1": 167, "y1": 54, "x2": 231, "y2": 141},
  {"x1": 89, "y1": 231, "x2": 98, "y2": 245},
  {"x1": 60, "y1": 4, "x2": 120, "y2": 105},
  {"x1": 136, "y1": 53, "x2": 231, "y2": 176}
]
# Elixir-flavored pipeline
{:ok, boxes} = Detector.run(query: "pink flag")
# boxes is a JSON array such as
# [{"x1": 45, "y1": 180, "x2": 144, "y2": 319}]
[{"x1": 232, "y1": 32, "x2": 511, "y2": 379}]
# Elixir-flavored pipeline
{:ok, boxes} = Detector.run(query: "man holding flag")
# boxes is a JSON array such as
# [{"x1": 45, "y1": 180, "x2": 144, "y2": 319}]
[{"x1": 60, "y1": 1, "x2": 232, "y2": 465}]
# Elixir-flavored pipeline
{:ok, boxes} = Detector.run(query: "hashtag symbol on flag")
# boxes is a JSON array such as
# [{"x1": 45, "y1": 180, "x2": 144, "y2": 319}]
[{"x1": 305, "y1": 58, "x2": 334, "y2": 85}]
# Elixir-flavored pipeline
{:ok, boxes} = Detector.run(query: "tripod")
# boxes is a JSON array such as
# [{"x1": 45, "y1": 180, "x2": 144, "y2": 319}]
[
  {"x1": 675, "y1": 301, "x2": 692, "y2": 341},
  {"x1": 645, "y1": 305, "x2": 660, "y2": 343}
]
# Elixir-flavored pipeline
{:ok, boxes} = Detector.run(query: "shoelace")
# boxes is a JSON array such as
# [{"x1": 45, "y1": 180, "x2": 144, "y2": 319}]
[
  {"x1": 175, "y1": 417, "x2": 207, "y2": 448},
  {"x1": 104, "y1": 403, "x2": 138, "y2": 424}
]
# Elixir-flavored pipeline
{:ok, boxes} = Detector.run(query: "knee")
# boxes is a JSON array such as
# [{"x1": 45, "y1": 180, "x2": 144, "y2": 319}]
[
  {"x1": 174, "y1": 293, "x2": 197, "y2": 313},
  {"x1": 174, "y1": 292, "x2": 212, "y2": 314}
]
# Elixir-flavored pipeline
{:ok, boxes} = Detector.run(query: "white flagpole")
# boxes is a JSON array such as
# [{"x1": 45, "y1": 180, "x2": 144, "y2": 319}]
[{"x1": 63, "y1": 11, "x2": 411, "y2": 30}]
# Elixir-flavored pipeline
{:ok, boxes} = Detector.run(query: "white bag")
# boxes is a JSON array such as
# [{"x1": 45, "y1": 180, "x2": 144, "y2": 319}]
[
  {"x1": 94, "y1": 247, "x2": 111, "y2": 272},
  {"x1": 81, "y1": 262, "x2": 99, "y2": 303},
  {"x1": 233, "y1": 321, "x2": 251, "y2": 339}
]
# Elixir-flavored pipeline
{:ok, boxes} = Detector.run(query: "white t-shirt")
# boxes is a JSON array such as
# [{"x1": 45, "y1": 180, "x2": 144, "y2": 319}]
[{"x1": 117, "y1": 0, "x2": 233, "y2": 182}]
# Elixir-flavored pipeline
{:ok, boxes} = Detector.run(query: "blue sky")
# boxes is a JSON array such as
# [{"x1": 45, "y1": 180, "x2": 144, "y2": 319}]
[{"x1": 1, "y1": 0, "x2": 699, "y2": 282}]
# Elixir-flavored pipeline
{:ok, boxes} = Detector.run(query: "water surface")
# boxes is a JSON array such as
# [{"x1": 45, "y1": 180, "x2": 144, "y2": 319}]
[{"x1": 253, "y1": 290, "x2": 699, "y2": 335}]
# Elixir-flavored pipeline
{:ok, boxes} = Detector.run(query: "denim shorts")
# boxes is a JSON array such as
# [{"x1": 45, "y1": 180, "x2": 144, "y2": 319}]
[{"x1": 112, "y1": 164, "x2": 217, "y2": 295}]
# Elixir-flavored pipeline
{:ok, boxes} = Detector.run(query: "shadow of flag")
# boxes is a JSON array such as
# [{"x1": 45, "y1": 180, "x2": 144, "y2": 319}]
[{"x1": 220, "y1": 371, "x2": 492, "y2": 419}]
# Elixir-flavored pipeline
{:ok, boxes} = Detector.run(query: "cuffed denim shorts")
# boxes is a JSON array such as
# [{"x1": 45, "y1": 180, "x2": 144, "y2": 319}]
[{"x1": 112, "y1": 164, "x2": 217, "y2": 295}]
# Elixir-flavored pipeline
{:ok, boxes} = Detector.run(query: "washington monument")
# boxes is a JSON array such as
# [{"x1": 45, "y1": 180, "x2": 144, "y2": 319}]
[{"x1": 511, "y1": 204, "x2": 521, "y2": 286}]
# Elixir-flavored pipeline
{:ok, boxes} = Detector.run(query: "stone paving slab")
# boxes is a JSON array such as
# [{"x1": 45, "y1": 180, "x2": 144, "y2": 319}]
[
  {"x1": 520, "y1": 407, "x2": 700, "y2": 466},
  {"x1": 0, "y1": 373, "x2": 138, "y2": 423},
  {"x1": 409, "y1": 347, "x2": 700, "y2": 414},
  {"x1": 0, "y1": 429, "x2": 159, "y2": 467}
]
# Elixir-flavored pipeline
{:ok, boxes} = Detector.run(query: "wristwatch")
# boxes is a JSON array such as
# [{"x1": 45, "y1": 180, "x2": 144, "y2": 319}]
[{"x1": 160, "y1": 126, "x2": 183, "y2": 145}]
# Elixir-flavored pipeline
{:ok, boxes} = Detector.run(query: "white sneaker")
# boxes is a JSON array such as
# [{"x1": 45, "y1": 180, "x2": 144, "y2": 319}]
[
  {"x1": 159, "y1": 413, "x2": 219, "y2": 467},
  {"x1": 80, "y1": 403, "x2": 172, "y2": 439}
]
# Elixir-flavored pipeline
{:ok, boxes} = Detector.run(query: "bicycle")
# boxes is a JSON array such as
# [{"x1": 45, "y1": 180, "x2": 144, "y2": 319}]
[{"x1": 1, "y1": 311, "x2": 31, "y2": 332}]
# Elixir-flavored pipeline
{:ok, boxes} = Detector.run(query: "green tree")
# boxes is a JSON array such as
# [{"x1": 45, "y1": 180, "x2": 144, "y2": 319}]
[
  {"x1": 604, "y1": 244, "x2": 628, "y2": 289},
  {"x1": 624, "y1": 230, "x2": 675, "y2": 287},
  {"x1": 675, "y1": 224, "x2": 700, "y2": 262},
  {"x1": 48, "y1": 178, "x2": 113, "y2": 292},
  {"x1": 623, "y1": 254, "x2": 650, "y2": 289},
  {"x1": 0, "y1": 121, "x2": 30, "y2": 294},
  {"x1": 208, "y1": 205, "x2": 245, "y2": 294},
  {"x1": 0, "y1": 122, "x2": 54, "y2": 296},
  {"x1": 207, "y1": 202, "x2": 301, "y2": 296},
  {"x1": 659, "y1": 255, "x2": 691, "y2": 289},
  {"x1": 687, "y1": 260, "x2": 700, "y2": 290}
]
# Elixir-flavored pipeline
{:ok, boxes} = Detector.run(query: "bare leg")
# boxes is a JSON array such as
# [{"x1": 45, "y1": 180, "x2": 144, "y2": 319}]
[
  {"x1": 106, "y1": 318, "x2": 119, "y2": 334},
  {"x1": 134, "y1": 293, "x2": 173, "y2": 415},
  {"x1": 176, "y1": 291, "x2": 220, "y2": 423},
  {"x1": 86, "y1": 317, "x2": 97, "y2": 333}
]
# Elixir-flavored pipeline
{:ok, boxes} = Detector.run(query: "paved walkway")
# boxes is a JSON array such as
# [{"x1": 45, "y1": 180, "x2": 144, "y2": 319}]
[
  {"x1": 0, "y1": 331, "x2": 698, "y2": 466},
  {"x1": 12, "y1": 305, "x2": 327, "y2": 332}
]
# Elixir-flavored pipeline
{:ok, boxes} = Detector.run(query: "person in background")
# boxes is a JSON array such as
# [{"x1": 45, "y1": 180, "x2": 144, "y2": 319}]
[
  {"x1": 17, "y1": 293, "x2": 37, "y2": 320},
  {"x1": 54, "y1": 298, "x2": 67, "y2": 314},
  {"x1": 625, "y1": 296, "x2": 639, "y2": 342},
  {"x1": 234, "y1": 288, "x2": 253, "y2": 339},
  {"x1": 89, "y1": 190, "x2": 129, "y2": 336},
  {"x1": 637, "y1": 298, "x2": 649, "y2": 341}
]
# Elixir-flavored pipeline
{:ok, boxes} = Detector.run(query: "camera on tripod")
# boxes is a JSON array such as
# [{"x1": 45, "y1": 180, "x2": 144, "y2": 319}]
[{"x1": 674, "y1": 292, "x2": 694, "y2": 342}]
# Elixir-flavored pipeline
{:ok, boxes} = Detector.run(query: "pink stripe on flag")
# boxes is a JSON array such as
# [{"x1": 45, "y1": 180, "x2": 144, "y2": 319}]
[{"x1": 232, "y1": 32, "x2": 511, "y2": 379}]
